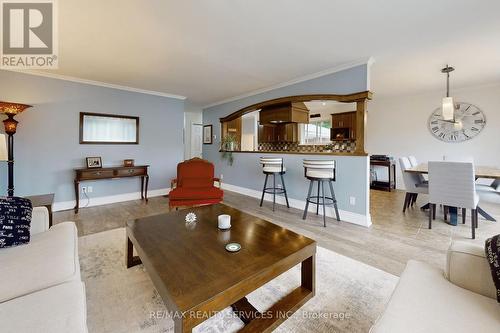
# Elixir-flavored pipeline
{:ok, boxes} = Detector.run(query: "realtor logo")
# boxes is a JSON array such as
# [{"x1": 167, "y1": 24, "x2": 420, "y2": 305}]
[{"x1": 1, "y1": 0, "x2": 58, "y2": 68}]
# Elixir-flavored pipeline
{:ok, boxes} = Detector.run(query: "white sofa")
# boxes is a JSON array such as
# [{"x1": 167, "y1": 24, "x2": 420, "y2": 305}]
[
  {"x1": 0, "y1": 207, "x2": 88, "y2": 332},
  {"x1": 371, "y1": 241, "x2": 500, "y2": 333}
]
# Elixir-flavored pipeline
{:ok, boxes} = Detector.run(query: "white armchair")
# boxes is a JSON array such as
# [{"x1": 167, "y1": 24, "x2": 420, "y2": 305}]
[
  {"x1": 446, "y1": 241, "x2": 497, "y2": 299},
  {"x1": 30, "y1": 206, "x2": 50, "y2": 235},
  {"x1": 371, "y1": 241, "x2": 499, "y2": 333}
]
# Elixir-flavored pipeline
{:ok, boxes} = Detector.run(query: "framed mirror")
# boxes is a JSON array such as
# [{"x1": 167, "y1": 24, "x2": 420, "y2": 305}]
[{"x1": 79, "y1": 112, "x2": 139, "y2": 144}]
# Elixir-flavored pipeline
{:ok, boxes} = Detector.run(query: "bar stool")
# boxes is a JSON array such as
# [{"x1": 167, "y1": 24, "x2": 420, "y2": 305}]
[
  {"x1": 259, "y1": 157, "x2": 290, "y2": 211},
  {"x1": 302, "y1": 159, "x2": 340, "y2": 227}
]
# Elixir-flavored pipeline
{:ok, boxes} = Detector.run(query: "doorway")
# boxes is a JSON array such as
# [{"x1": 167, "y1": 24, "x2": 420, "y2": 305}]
[{"x1": 190, "y1": 124, "x2": 203, "y2": 158}]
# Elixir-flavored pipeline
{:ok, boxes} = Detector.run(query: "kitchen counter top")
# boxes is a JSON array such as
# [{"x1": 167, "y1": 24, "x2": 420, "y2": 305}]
[{"x1": 219, "y1": 150, "x2": 367, "y2": 156}]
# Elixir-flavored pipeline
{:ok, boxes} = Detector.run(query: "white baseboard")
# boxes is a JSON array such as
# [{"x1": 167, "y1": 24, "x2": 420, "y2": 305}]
[
  {"x1": 221, "y1": 183, "x2": 371, "y2": 227},
  {"x1": 52, "y1": 183, "x2": 371, "y2": 227},
  {"x1": 52, "y1": 188, "x2": 170, "y2": 212}
]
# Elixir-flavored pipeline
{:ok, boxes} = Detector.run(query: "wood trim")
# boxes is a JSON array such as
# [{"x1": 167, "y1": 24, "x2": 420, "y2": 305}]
[
  {"x1": 219, "y1": 92, "x2": 373, "y2": 122},
  {"x1": 79, "y1": 112, "x2": 140, "y2": 144},
  {"x1": 354, "y1": 100, "x2": 367, "y2": 155},
  {"x1": 330, "y1": 111, "x2": 357, "y2": 116}
]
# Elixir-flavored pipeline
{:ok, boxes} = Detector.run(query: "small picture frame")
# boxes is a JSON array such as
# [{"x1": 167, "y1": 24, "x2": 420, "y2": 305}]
[
  {"x1": 124, "y1": 159, "x2": 135, "y2": 167},
  {"x1": 203, "y1": 125, "x2": 213, "y2": 144},
  {"x1": 86, "y1": 157, "x2": 102, "y2": 169}
]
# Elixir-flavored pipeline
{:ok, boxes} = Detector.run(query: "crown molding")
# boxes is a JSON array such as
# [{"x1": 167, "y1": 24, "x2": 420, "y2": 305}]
[
  {"x1": 202, "y1": 57, "x2": 373, "y2": 109},
  {"x1": 0, "y1": 69, "x2": 187, "y2": 100}
]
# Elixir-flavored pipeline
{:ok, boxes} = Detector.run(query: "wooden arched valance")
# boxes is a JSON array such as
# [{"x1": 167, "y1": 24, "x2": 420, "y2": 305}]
[
  {"x1": 219, "y1": 91, "x2": 372, "y2": 122},
  {"x1": 219, "y1": 91, "x2": 372, "y2": 155}
]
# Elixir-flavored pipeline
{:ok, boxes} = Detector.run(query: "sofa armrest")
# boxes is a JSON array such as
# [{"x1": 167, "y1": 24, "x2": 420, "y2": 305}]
[
  {"x1": 445, "y1": 241, "x2": 497, "y2": 299},
  {"x1": 30, "y1": 206, "x2": 50, "y2": 235}
]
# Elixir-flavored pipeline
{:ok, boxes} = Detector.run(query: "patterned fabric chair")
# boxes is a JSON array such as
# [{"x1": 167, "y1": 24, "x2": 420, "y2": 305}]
[{"x1": 169, "y1": 158, "x2": 223, "y2": 209}]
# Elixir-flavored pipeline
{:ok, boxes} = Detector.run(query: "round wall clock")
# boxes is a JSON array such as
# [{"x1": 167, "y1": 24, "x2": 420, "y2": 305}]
[{"x1": 428, "y1": 102, "x2": 486, "y2": 142}]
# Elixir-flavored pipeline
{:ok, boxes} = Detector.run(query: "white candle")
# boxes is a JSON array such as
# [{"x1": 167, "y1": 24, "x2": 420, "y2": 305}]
[{"x1": 218, "y1": 214, "x2": 231, "y2": 229}]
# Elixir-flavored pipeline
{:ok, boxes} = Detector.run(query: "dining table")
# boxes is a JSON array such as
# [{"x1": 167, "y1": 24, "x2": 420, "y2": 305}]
[{"x1": 405, "y1": 163, "x2": 500, "y2": 222}]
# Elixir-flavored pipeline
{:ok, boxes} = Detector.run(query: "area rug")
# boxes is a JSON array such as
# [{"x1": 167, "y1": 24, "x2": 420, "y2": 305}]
[{"x1": 79, "y1": 228, "x2": 398, "y2": 333}]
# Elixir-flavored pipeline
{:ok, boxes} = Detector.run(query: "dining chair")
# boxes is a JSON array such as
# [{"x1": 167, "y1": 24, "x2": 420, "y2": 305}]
[
  {"x1": 408, "y1": 156, "x2": 418, "y2": 167},
  {"x1": 408, "y1": 155, "x2": 427, "y2": 188},
  {"x1": 399, "y1": 157, "x2": 428, "y2": 212},
  {"x1": 428, "y1": 161, "x2": 479, "y2": 239}
]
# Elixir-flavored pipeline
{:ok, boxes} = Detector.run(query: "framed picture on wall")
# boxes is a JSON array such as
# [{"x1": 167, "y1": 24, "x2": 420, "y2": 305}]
[
  {"x1": 86, "y1": 157, "x2": 102, "y2": 169},
  {"x1": 203, "y1": 125, "x2": 213, "y2": 144}
]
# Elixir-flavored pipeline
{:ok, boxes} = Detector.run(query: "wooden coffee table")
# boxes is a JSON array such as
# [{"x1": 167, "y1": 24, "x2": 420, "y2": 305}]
[{"x1": 126, "y1": 204, "x2": 316, "y2": 333}]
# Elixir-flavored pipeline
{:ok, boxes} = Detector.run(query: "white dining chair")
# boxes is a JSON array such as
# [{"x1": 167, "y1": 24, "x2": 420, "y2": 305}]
[
  {"x1": 408, "y1": 156, "x2": 418, "y2": 167},
  {"x1": 399, "y1": 157, "x2": 428, "y2": 212},
  {"x1": 428, "y1": 161, "x2": 479, "y2": 239},
  {"x1": 408, "y1": 155, "x2": 427, "y2": 186}
]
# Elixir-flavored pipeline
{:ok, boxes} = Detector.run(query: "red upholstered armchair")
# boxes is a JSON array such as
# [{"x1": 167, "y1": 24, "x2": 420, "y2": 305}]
[{"x1": 169, "y1": 158, "x2": 223, "y2": 209}]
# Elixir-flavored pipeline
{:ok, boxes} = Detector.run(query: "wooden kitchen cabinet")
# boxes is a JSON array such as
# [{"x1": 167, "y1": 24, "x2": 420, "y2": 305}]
[
  {"x1": 221, "y1": 117, "x2": 242, "y2": 145},
  {"x1": 331, "y1": 111, "x2": 356, "y2": 140},
  {"x1": 259, "y1": 102, "x2": 309, "y2": 124},
  {"x1": 282, "y1": 123, "x2": 298, "y2": 142},
  {"x1": 258, "y1": 123, "x2": 298, "y2": 143},
  {"x1": 258, "y1": 124, "x2": 276, "y2": 143}
]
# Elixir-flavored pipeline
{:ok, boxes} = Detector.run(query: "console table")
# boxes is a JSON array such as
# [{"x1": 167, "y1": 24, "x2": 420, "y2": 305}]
[
  {"x1": 370, "y1": 159, "x2": 396, "y2": 192},
  {"x1": 74, "y1": 165, "x2": 149, "y2": 213}
]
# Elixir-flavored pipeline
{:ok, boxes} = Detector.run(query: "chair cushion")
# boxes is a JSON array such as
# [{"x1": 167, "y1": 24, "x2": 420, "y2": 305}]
[
  {"x1": 0, "y1": 281, "x2": 87, "y2": 333},
  {"x1": 0, "y1": 222, "x2": 80, "y2": 303},
  {"x1": 370, "y1": 260, "x2": 500, "y2": 333},
  {"x1": 169, "y1": 187, "x2": 224, "y2": 201},
  {"x1": 263, "y1": 166, "x2": 286, "y2": 173},
  {"x1": 0, "y1": 196, "x2": 33, "y2": 248},
  {"x1": 306, "y1": 169, "x2": 334, "y2": 179}
]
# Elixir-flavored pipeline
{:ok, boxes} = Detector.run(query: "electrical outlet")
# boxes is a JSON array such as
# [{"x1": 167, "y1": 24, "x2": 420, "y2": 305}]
[
  {"x1": 349, "y1": 196, "x2": 356, "y2": 206},
  {"x1": 87, "y1": 186, "x2": 93, "y2": 193},
  {"x1": 82, "y1": 186, "x2": 87, "y2": 193}
]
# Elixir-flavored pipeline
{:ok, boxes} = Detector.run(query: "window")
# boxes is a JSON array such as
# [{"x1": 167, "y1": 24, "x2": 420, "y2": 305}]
[
  {"x1": 80, "y1": 112, "x2": 139, "y2": 144},
  {"x1": 299, "y1": 120, "x2": 331, "y2": 145}
]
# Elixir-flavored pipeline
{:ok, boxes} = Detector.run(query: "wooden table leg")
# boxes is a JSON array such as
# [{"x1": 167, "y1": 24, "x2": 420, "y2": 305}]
[
  {"x1": 141, "y1": 176, "x2": 145, "y2": 200},
  {"x1": 173, "y1": 317, "x2": 192, "y2": 333},
  {"x1": 231, "y1": 297, "x2": 260, "y2": 324},
  {"x1": 126, "y1": 235, "x2": 142, "y2": 268},
  {"x1": 46, "y1": 204, "x2": 53, "y2": 227},
  {"x1": 301, "y1": 254, "x2": 315, "y2": 292},
  {"x1": 144, "y1": 175, "x2": 149, "y2": 202},
  {"x1": 74, "y1": 180, "x2": 80, "y2": 214}
]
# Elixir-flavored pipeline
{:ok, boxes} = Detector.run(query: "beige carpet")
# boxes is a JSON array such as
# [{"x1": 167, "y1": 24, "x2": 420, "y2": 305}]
[{"x1": 79, "y1": 228, "x2": 398, "y2": 333}]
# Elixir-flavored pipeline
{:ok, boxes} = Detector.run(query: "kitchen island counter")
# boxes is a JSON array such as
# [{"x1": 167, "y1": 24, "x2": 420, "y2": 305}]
[{"x1": 220, "y1": 150, "x2": 367, "y2": 156}]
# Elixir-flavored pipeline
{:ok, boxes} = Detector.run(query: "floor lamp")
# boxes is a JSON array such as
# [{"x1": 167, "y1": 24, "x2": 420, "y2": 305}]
[
  {"x1": 0, "y1": 135, "x2": 7, "y2": 192},
  {"x1": 0, "y1": 102, "x2": 32, "y2": 197}
]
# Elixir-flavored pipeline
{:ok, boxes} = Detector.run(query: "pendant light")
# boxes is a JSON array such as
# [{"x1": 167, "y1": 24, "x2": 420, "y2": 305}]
[{"x1": 441, "y1": 65, "x2": 455, "y2": 121}]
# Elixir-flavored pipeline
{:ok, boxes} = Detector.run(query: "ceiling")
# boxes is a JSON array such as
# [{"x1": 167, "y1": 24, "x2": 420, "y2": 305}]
[{"x1": 31, "y1": 0, "x2": 500, "y2": 106}]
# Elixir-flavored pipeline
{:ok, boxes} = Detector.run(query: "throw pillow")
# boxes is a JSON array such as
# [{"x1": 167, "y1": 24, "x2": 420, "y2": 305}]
[
  {"x1": 485, "y1": 234, "x2": 500, "y2": 302},
  {"x1": 0, "y1": 196, "x2": 33, "y2": 248}
]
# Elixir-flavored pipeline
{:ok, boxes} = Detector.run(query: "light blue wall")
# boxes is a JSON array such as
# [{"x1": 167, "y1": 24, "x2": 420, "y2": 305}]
[
  {"x1": 203, "y1": 65, "x2": 370, "y2": 217},
  {"x1": 0, "y1": 70, "x2": 184, "y2": 204}
]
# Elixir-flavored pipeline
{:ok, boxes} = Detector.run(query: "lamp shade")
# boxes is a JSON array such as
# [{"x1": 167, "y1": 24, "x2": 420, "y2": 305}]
[
  {"x1": 442, "y1": 97, "x2": 454, "y2": 121},
  {"x1": 0, "y1": 134, "x2": 7, "y2": 161},
  {"x1": 0, "y1": 101, "x2": 32, "y2": 115}
]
